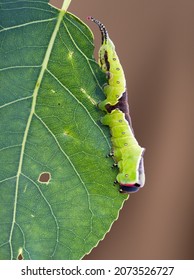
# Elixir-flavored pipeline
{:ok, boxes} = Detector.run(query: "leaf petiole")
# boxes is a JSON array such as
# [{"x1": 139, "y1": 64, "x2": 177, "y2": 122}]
[{"x1": 61, "y1": 0, "x2": 72, "y2": 11}]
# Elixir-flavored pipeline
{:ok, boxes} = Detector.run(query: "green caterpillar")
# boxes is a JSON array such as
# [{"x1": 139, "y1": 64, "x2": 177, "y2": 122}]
[{"x1": 88, "y1": 17, "x2": 145, "y2": 193}]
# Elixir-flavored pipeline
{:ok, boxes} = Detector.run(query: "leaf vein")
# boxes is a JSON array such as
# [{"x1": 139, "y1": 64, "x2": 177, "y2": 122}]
[
  {"x1": 0, "y1": 176, "x2": 16, "y2": 184},
  {"x1": 0, "y1": 17, "x2": 57, "y2": 33},
  {"x1": 0, "y1": 7, "x2": 56, "y2": 14},
  {"x1": 46, "y1": 68, "x2": 110, "y2": 149},
  {"x1": 0, "y1": 0, "x2": 48, "y2": 5},
  {"x1": 65, "y1": 15, "x2": 94, "y2": 46},
  {"x1": 0, "y1": 96, "x2": 32, "y2": 109},
  {"x1": 15, "y1": 222, "x2": 31, "y2": 260},
  {"x1": 34, "y1": 112, "x2": 94, "y2": 234},
  {"x1": 21, "y1": 172, "x2": 59, "y2": 259},
  {"x1": 62, "y1": 21, "x2": 103, "y2": 91},
  {"x1": 0, "y1": 65, "x2": 41, "y2": 72},
  {"x1": 8, "y1": 9, "x2": 66, "y2": 260}
]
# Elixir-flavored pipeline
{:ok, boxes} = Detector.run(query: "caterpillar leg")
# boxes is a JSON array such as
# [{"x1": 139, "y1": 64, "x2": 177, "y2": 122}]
[
  {"x1": 106, "y1": 151, "x2": 114, "y2": 158},
  {"x1": 114, "y1": 180, "x2": 118, "y2": 185},
  {"x1": 98, "y1": 99, "x2": 108, "y2": 111},
  {"x1": 111, "y1": 163, "x2": 118, "y2": 168}
]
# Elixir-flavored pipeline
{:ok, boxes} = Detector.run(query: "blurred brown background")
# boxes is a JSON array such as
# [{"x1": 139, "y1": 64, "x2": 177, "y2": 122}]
[{"x1": 50, "y1": 0, "x2": 194, "y2": 259}]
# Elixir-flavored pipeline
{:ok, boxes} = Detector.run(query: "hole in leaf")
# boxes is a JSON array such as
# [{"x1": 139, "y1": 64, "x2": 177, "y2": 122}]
[{"x1": 38, "y1": 172, "x2": 51, "y2": 184}]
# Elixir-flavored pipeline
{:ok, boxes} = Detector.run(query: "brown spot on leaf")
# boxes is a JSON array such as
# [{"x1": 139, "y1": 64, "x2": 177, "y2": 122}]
[
  {"x1": 17, "y1": 253, "x2": 23, "y2": 260},
  {"x1": 38, "y1": 172, "x2": 51, "y2": 184},
  {"x1": 17, "y1": 248, "x2": 23, "y2": 260}
]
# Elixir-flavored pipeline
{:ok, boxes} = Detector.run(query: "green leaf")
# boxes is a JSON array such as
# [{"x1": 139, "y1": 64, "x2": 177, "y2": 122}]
[{"x1": 0, "y1": 0, "x2": 127, "y2": 260}]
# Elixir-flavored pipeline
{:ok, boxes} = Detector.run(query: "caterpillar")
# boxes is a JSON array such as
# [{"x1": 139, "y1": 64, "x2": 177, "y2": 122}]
[{"x1": 88, "y1": 16, "x2": 145, "y2": 193}]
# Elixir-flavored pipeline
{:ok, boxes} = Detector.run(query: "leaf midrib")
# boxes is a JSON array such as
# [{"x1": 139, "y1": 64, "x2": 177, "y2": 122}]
[{"x1": 8, "y1": 8, "x2": 65, "y2": 260}]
